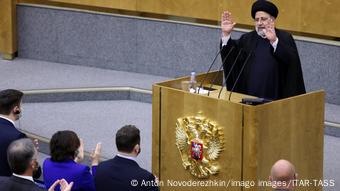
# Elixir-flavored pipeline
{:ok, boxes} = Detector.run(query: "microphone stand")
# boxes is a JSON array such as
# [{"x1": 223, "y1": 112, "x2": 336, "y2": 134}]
[
  {"x1": 197, "y1": 48, "x2": 223, "y2": 94},
  {"x1": 217, "y1": 49, "x2": 243, "y2": 99},
  {"x1": 207, "y1": 46, "x2": 235, "y2": 96},
  {"x1": 228, "y1": 52, "x2": 252, "y2": 101}
]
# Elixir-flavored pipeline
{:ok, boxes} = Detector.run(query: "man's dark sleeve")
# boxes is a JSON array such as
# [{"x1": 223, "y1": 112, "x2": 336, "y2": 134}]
[
  {"x1": 220, "y1": 38, "x2": 241, "y2": 91},
  {"x1": 145, "y1": 173, "x2": 159, "y2": 191},
  {"x1": 274, "y1": 31, "x2": 306, "y2": 98}
]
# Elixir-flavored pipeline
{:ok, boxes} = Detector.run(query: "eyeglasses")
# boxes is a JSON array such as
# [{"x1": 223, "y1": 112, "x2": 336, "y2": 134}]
[{"x1": 254, "y1": 17, "x2": 271, "y2": 23}]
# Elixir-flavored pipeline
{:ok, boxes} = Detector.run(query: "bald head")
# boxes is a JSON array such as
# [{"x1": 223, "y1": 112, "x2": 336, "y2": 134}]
[
  {"x1": 270, "y1": 159, "x2": 297, "y2": 190},
  {"x1": 271, "y1": 159, "x2": 296, "y2": 180}
]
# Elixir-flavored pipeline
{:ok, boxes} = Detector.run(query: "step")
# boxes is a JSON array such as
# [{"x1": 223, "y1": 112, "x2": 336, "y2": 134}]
[
  {"x1": 325, "y1": 103, "x2": 340, "y2": 137},
  {"x1": 0, "y1": 58, "x2": 170, "y2": 91}
]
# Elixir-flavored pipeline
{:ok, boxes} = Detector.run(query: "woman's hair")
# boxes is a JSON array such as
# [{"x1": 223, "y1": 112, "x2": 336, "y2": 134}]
[{"x1": 50, "y1": 130, "x2": 80, "y2": 162}]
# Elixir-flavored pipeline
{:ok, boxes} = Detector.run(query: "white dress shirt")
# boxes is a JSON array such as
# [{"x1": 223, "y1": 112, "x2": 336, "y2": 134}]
[
  {"x1": 0, "y1": 115, "x2": 16, "y2": 127},
  {"x1": 117, "y1": 153, "x2": 137, "y2": 162},
  {"x1": 13, "y1": 173, "x2": 34, "y2": 182}
]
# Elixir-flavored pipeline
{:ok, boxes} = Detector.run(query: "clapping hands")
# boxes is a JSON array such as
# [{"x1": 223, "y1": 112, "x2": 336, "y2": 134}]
[
  {"x1": 74, "y1": 138, "x2": 84, "y2": 163},
  {"x1": 48, "y1": 179, "x2": 73, "y2": 191},
  {"x1": 74, "y1": 138, "x2": 101, "y2": 166},
  {"x1": 90, "y1": 142, "x2": 102, "y2": 166}
]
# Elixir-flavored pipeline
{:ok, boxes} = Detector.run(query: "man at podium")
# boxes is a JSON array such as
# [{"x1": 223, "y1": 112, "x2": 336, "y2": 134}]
[{"x1": 220, "y1": 0, "x2": 306, "y2": 100}]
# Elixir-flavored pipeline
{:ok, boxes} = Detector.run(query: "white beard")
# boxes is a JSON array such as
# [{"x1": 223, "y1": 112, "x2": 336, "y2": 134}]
[{"x1": 256, "y1": 26, "x2": 266, "y2": 38}]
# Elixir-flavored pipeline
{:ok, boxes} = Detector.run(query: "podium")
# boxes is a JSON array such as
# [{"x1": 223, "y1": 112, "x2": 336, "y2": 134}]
[{"x1": 152, "y1": 71, "x2": 324, "y2": 191}]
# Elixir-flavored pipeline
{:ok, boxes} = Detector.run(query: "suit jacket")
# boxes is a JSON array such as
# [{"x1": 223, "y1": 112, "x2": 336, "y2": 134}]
[
  {"x1": 0, "y1": 117, "x2": 26, "y2": 176},
  {"x1": 221, "y1": 29, "x2": 306, "y2": 100},
  {"x1": 43, "y1": 158, "x2": 96, "y2": 191},
  {"x1": 0, "y1": 175, "x2": 44, "y2": 191},
  {"x1": 95, "y1": 156, "x2": 159, "y2": 191}
]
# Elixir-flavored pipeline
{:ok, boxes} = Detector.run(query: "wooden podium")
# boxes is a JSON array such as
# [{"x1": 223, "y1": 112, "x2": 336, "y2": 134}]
[{"x1": 152, "y1": 71, "x2": 324, "y2": 191}]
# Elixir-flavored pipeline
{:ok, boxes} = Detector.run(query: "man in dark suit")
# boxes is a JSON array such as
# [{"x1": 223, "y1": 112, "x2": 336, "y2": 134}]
[
  {"x1": 95, "y1": 125, "x2": 159, "y2": 191},
  {"x1": 0, "y1": 89, "x2": 26, "y2": 176},
  {"x1": 0, "y1": 89, "x2": 42, "y2": 179},
  {"x1": 221, "y1": 0, "x2": 305, "y2": 100},
  {"x1": 0, "y1": 138, "x2": 73, "y2": 191}
]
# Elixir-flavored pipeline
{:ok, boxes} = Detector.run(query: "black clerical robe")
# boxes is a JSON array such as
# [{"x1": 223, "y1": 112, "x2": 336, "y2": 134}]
[{"x1": 221, "y1": 29, "x2": 306, "y2": 100}]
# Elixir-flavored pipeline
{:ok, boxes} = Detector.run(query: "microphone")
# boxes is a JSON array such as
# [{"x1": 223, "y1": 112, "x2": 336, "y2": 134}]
[
  {"x1": 228, "y1": 52, "x2": 252, "y2": 101},
  {"x1": 197, "y1": 47, "x2": 224, "y2": 93},
  {"x1": 241, "y1": 97, "x2": 272, "y2": 105},
  {"x1": 207, "y1": 46, "x2": 235, "y2": 96},
  {"x1": 217, "y1": 49, "x2": 243, "y2": 99}
]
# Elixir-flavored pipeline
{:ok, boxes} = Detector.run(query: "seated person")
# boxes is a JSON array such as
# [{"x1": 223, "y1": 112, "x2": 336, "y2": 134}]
[
  {"x1": 43, "y1": 131, "x2": 101, "y2": 191},
  {"x1": 95, "y1": 125, "x2": 159, "y2": 191},
  {"x1": 0, "y1": 138, "x2": 73, "y2": 191},
  {"x1": 269, "y1": 159, "x2": 298, "y2": 191}
]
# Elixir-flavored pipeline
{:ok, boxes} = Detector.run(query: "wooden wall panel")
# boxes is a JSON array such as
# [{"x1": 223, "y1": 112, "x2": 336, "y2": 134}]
[
  {"x1": 152, "y1": 85, "x2": 161, "y2": 177},
  {"x1": 14, "y1": 0, "x2": 340, "y2": 37},
  {"x1": 300, "y1": 0, "x2": 339, "y2": 38},
  {"x1": 0, "y1": 0, "x2": 16, "y2": 58},
  {"x1": 137, "y1": 0, "x2": 221, "y2": 21},
  {"x1": 47, "y1": 0, "x2": 137, "y2": 11},
  {"x1": 221, "y1": 0, "x2": 340, "y2": 37},
  {"x1": 272, "y1": 0, "x2": 303, "y2": 32},
  {"x1": 220, "y1": 0, "x2": 254, "y2": 26},
  {"x1": 1, "y1": 0, "x2": 340, "y2": 56}
]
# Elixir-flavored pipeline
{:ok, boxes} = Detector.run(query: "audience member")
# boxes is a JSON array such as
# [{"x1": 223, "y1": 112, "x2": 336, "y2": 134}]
[
  {"x1": 269, "y1": 159, "x2": 298, "y2": 191},
  {"x1": 95, "y1": 125, "x2": 159, "y2": 191},
  {"x1": 0, "y1": 89, "x2": 42, "y2": 179},
  {"x1": 43, "y1": 130, "x2": 101, "y2": 191},
  {"x1": 0, "y1": 89, "x2": 28, "y2": 176},
  {"x1": 0, "y1": 138, "x2": 73, "y2": 191}
]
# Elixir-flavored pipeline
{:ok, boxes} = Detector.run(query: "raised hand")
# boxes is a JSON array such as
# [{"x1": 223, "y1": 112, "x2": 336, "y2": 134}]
[
  {"x1": 264, "y1": 19, "x2": 277, "y2": 43},
  {"x1": 32, "y1": 138, "x2": 39, "y2": 151},
  {"x1": 48, "y1": 179, "x2": 74, "y2": 191},
  {"x1": 60, "y1": 179, "x2": 74, "y2": 191},
  {"x1": 75, "y1": 138, "x2": 84, "y2": 163},
  {"x1": 221, "y1": 11, "x2": 236, "y2": 36},
  {"x1": 90, "y1": 142, "x2": 102, "y2": 166}
]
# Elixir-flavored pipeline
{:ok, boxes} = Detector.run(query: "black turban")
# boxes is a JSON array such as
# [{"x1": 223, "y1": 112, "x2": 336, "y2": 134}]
[{"x1": 251, "y1": 0, "x2": 279, "y2": 19}]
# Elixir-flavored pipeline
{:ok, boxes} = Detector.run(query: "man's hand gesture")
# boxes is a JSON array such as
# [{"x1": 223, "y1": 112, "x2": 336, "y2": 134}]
[
  {"x1": 221, "y1": 11, "x2": 236, "y2": 37},
  {"x1": 264, "y1": 20, "x2": 277, "y2": 44}
]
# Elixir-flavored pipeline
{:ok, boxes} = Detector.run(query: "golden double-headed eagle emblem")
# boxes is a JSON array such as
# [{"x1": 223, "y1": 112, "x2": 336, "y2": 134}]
[{"x1": 175, "y1": 113, "x2": 224, "y2": 178}]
